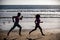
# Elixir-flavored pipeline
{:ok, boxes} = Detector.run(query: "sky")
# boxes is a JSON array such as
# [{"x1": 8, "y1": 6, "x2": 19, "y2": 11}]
[{"x1": 0, "y1": 0, "x2": 60, "y2": 5}]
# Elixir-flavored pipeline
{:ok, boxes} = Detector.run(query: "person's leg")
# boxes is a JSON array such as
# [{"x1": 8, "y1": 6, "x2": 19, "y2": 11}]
[
  {"x1": 29, "y1": 26, "x2": 37, "y2": 34},
  {"x1": 17, "y1": 24, "x2": 22, "y2": 36},
  {"x1": 38, "y1": 26, "x2": 45, "y2": 36},
  {"x1": 7, "y1": 25, "x2": 16, "y2": 36}
]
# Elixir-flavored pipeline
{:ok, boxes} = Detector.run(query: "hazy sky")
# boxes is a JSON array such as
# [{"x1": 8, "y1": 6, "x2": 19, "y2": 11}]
[{"x1": 0, "y1": 0, "x2": 60, "y2": 5}]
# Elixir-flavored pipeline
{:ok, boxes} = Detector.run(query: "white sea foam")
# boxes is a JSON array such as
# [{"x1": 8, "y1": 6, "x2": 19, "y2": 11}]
[{"x1": 0, "y1": 9, "x2": 60, "y2": 30}]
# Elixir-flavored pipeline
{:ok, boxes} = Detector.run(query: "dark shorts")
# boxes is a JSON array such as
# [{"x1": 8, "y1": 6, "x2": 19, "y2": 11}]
[{"x1": 13, "y1": 23, "x2": 21, "y2": 28}]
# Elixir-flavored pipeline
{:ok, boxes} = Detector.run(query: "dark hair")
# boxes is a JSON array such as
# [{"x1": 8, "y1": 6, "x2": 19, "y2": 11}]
[
  {"x1": 35, "y1": 14, "x2": 40, "y2": 19},
  {"x1": 17, "y1": 13, "x2": 21, "y2": 16}
]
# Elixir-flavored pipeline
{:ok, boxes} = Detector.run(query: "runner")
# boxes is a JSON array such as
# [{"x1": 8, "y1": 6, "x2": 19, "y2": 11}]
[
  {"x1": 7, "y1": 13, "x2": 23, "y2": 36},
  {"x1": 29, "y1": 14, "x2": 45, "y2": 36}
]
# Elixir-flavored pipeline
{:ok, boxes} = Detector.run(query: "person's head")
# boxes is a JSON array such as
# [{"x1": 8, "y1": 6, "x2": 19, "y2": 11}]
[
  {"x1": 17, "y1": 13, "x2": 21, "y2": 17},
  {"x1": 35, "y1": 14, "x2": 40, "y2": 19}
]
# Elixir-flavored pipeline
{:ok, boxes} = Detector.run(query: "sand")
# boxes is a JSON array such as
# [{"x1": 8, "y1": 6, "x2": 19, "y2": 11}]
[{"x1": 0, "y1": 29, "x2": 60, "y2": 40}]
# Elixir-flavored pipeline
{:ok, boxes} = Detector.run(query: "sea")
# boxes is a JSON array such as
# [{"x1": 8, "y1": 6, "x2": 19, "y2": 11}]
[{"x1": 0, "y1": 5, "x2": 60, "y2": 30}]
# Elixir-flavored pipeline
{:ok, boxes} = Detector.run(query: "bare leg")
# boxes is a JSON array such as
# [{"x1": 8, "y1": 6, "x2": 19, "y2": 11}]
[
  {"x1": 17, "y1": 24, "x2": 22, "y2": 36},
  {"x1": 29, "y1": 26, "x2": 37, "y2": 34},
  {"x1": 7, "y1": 25, "x2": 16, "y2": 36},
  {"x1": 38, "y1": 26, "x2": 45, "y2": 36},
  {"x1": 19, "y1": 27, "x2": 22, "y2": 36}
]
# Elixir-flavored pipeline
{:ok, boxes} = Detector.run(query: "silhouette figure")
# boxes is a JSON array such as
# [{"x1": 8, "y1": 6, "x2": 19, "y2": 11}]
[
  {"x1": 29, "y1": 14, "x2": 45, "y2": 36},
  {"x1": 7, "y1": 13, "x2": 23, "y2": 36}
]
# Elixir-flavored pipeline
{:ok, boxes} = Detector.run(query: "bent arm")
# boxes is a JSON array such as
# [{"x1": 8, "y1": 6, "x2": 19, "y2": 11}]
[
  {"x1": 35, "y1": 20, "x2": 36, "y2": 24},
  {"x1": 40, "y1": 20, "x2": 43, "y2": 23},
  {"x1": 12, "y1": 16, "x2": 15, "y2": 22},
  {"x1": 40, "y1": 21, "x2": 43, "y2": 23},
  {"x1": 20, "y1": 16, "x2": 23, "y2": 20},
  {"x1": 40, "y1": 19, "x2": 43, "y2": 23}
]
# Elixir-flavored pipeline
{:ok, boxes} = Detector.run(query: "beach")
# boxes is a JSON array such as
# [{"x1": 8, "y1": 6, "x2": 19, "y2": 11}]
[
  {"x1": 0, "y1": 9, "x2": 60, "y2": 40},
  {"x1": 0, "y1": 29, "x2": 60, "y2": 40}
]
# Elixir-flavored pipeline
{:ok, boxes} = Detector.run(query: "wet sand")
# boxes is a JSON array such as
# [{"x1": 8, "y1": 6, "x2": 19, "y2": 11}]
[{"x1": 0, "y1": 29, "x2": 60, "y2": 40}]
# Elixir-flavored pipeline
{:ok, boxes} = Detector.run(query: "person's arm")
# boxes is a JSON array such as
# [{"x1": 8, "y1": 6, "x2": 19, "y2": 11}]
[
  {"x1": 40, "y1": 21, "x2": 43, "y2": 23},
  {"x1": 40, "y1": 19, "x2": 43, "y2": 23},
  {"x1": 12, "y1": 16, "x2": 15, "y2": 22},
  {"x1": 20, "y1": 16, "x2": 23, "y2": 20},
  {"x1": 40, "y1": 20, "x2": 43, "y2": 23},
  {"x1": 35, "y1": 20, "x2": 36, "y2": 24}
]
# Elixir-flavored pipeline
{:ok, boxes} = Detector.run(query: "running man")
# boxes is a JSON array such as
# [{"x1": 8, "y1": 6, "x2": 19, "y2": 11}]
[
  {"x1": 29, "y1": 14, "x2": 45, "y2": 36},
  {"x1": 7, "y1": 13, "x2": 23, "y2": 36}
]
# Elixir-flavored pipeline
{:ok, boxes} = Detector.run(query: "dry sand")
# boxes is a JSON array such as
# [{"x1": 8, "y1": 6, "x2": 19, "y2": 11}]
[{"x1": 0, "y1": 29, "x2": 60, "y2": 40}]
